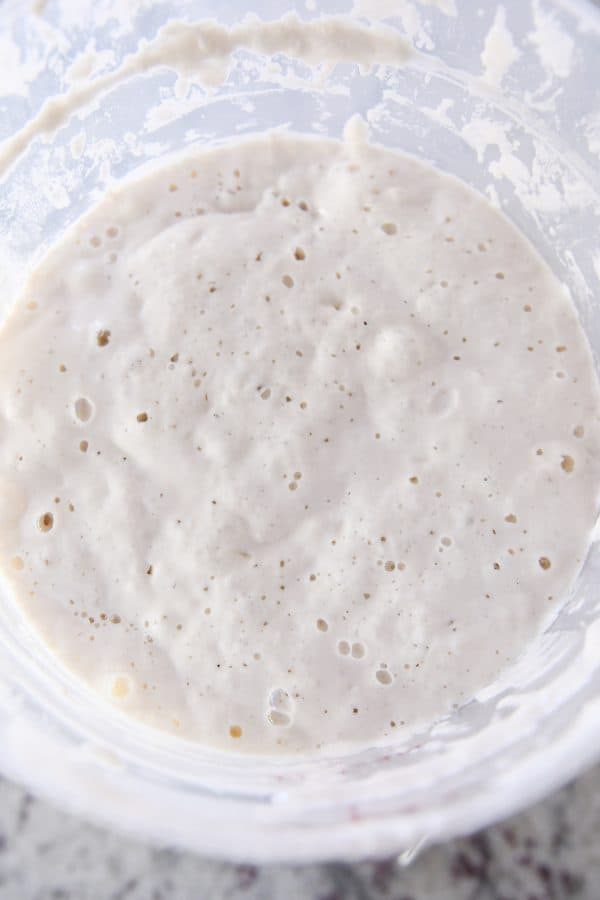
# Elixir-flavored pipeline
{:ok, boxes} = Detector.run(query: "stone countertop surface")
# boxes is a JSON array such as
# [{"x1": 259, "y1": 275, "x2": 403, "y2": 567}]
[{"x1": 0, "y1": 764, "x2": 599, "y2": 900}]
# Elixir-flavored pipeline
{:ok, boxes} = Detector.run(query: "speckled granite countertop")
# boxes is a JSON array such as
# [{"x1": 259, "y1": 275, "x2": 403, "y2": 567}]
[{"x1": 0, "y1": 763, "x2": 599, "y2": 899}]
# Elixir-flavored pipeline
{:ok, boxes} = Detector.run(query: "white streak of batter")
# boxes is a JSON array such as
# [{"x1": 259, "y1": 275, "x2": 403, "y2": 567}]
[
  {"x1": 480, "y1": 6, "x2": 519, "y2": 89},
  {"x1": 0, "y1": 15, "x2": 413, "y2": 176}
]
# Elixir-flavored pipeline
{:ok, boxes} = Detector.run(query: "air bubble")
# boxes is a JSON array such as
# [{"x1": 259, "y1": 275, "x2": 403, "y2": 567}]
[
  {"x1": 316, "y1": 618, "x2": 328, "y2": 632},
  {"x1": 111, "y1": 676, "x2": 130, "y2": 699},
  {"x1": 337, "y1": 640, "x2": 350, "y2": 656},
  {"x1": 267, "y1": 710, "x2": 291, "y2": 727},
  {"x1": 269, "y1": 688, "x2": 291, "y2": 711},
  {"x1": 38, "y1": 512, "x2": 54, "y2": 533},
  {"x1": 351, "y1": 642, "x2": 365, "y2": 659},
  {"x1": 561, "y1": 455, "x2": 574, "y2": 473},
  {"x1": 267, "y1": 688, "x2": 293, "y2": 727},
  {"x1": 381, "y1": 223, "x2": 397, "y2": 235},
  {"x1": 441, "y1": 536, "x2": 452, "y2": 547},
  {"x1": 74, "y1": 397, "x2": 94, "y2": 423},
  {"x1": 429, "y1": 388, "x2": 457, "y2": 417},
  {"x1": 376, "y1": 668, "x2": 392, "y2": 685}
]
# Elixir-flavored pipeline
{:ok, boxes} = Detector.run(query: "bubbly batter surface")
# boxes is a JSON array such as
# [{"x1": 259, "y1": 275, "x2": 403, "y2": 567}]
[{"x1": 0, "y1": 133, "x2": 599, "y2": 753}]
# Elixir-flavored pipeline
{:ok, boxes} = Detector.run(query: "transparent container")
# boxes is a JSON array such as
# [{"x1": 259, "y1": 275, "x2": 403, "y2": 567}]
[{"x1": 0, "y1": 0, "x2": 599, "y2": 864}]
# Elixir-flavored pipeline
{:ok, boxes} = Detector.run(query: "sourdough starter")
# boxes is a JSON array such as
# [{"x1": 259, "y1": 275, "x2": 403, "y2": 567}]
[{"x1": 0, "y1": 133, "x2": 598, "y2": 753}]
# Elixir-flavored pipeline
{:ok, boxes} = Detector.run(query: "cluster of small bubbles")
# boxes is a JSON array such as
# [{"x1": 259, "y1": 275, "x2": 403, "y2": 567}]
[
  {"x1": 287, "y1": 471, "x2": 302, "y2": 493},
  {"x1": 337, "y1": 639, "x2": 366, "y2": 660},
  {"x1": 267, "y1": 688, "x2": 293, "y2": 727}
]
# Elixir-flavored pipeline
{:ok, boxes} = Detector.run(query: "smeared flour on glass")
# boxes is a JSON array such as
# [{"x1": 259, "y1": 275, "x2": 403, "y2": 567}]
[{"x1": 0, "y1": 130, "x2": 599, "y2": 754}]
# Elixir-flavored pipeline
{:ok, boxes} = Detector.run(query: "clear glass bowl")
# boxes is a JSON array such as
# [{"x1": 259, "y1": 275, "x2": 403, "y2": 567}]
[{"x1": 0, "y1": 0, "x2": 599, "y2": 864}]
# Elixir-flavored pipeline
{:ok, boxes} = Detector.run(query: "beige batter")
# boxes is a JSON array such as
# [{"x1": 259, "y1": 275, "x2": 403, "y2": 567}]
[{"x1": 0, "y1": 131, "x2": 598, "y2": 753}]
